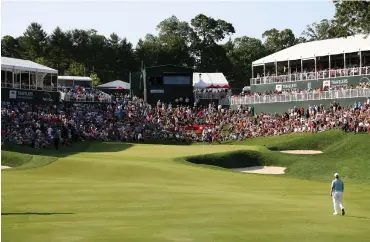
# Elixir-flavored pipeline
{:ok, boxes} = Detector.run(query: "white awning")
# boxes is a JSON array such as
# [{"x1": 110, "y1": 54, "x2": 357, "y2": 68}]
[
  {"x1": 253, "y1": 35, "x2": 370, "y2": 65},
  {"x1": 58, "y1": 76, "x2": 92, "y2": 82},
  {"x1": 1, "y1": 57, "x2": 58, "y2": 74},
  {"x1": 193, "y1": 72, "x2": 229, "y2": 85},
  {"x1": 97, "y1": 80, "x2": 130, "y2": 89}
]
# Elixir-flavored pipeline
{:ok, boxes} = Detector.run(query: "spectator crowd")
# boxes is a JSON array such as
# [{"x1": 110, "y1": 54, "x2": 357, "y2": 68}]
[
  {"x1": 58, "y1": 85, "x2": 112, "y2": 102},
  {"x1": 253, "y1": 65, "x2": 370, "y2": 84},
  {"x1": 238, "y1": 81, "x2": 370, "y2": 98},
  {"x1": 2, "y1": 93, "x2": 370, "y2": 150}
]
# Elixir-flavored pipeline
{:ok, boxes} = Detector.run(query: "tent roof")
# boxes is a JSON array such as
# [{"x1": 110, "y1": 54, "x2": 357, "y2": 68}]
[
  {"x1": 145, "y1": 64, "x2": 193, "y2": 70},
  {"x1": 97, "y1": 80, "x2": 130, "y2": 89},
  {"x1": 193, "y1": 72, "x2": 228, "y2": 85},
  {"x1": 1, "y1": 57, "x2": 58, "y2": 74},
  {"x1": 253, "y1": 35, "x2": 370, "y2": 65},
  {"x1": 58, "y1": 76, "x2": 92, "y2": 81}
]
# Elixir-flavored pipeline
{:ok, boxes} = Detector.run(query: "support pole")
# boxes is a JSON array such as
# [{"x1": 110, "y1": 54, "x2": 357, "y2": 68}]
[
  {"x1": 263, "y1": 63, "x2": 266, "y2": 84},
  {"x1": 301, "y1": 58, "x2": 303, "y2": 80},
  {"x1": 329, "y1": 54, "x2": 331, "y2": 69},
  {"x1": 251, "y1": 65, "x2": 254, "y2": 85},
  {"x1": 142, "y1": 61, "x2": 147, "y2": 102},
  {"x1": 275, "y1": 60, "x2": 278, "y2": 76},
  {"x1": 287, "y1": 59, "x2": 290, "y2": 81},
  {"x1": 29, "y1": 71, "x2": 31, "y2": 89},
  {"x1": 344, "y1": 52, "x2": 346, "y2": 69},
  {"x1": 314, "y1": 56, "x2": 317, "y2": 79},
  {"x1": 359, "y1": 50, "x2": 362, "y2": 75},
  {"x1": 129, "y1": 71, "x2": 132, "y2": 97},
  {"x1": 12, "y1": 68, "x2": 14, "y2": 88}
]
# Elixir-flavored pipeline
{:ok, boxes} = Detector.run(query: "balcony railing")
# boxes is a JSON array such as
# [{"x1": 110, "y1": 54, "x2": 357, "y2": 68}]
[
  {"x1": 227, "y1": 88, "x2": 370, "y2": 105},
  {"x1": 194, "y1": 91, "x2": 230, "y2": 99},
  {"x1": 251, "y1": 67, "x2": 370, "y2": 85}
]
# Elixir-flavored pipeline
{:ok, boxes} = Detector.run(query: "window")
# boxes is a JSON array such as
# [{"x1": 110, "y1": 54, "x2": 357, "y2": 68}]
[{"x1": 163, "y1": 76, "x2": 191, "y2": 85}]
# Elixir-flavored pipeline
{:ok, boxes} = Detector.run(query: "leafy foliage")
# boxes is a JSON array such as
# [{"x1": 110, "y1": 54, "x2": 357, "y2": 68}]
[{"x1": 2, "y1": 6, "x2": 368, "y2": 86}]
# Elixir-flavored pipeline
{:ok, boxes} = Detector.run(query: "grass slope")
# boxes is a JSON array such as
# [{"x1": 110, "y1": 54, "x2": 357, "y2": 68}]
[{"x1": 2, "y1": 131, "x2": 370, "y2": 242}]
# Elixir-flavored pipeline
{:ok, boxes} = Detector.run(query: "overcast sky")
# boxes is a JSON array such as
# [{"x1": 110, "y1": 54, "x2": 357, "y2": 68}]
[{"x1": 1, "y1": 0, "x2": 335, "y2": 46}]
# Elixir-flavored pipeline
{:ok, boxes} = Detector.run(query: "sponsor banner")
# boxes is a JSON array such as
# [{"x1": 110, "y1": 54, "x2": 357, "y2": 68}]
[
  {"x1": 275, "y1": 85, "x2": 282, "y2": 92},
  {"x1": 323, "y1": 80, "x2": 331, "y2": 88},
  {"x1": 276, "y1": 83, "x2": 298, "y2": 91},
  {"x1": 281, "y1": 83, "x2": 297, "y2": 89},
  {"x1": 150, "y1": 89, "x2": 165, "y2": 94},
  {"x1": 329, "y1": 79, "x2": 348, "y2": 86},
  {"x1": 1, "y1": 88, "x2": 60, "y2": 103}
]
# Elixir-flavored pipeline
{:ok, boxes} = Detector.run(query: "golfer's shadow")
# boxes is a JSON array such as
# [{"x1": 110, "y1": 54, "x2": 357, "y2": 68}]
[
  {"x1": 2, "y1": 212, "x2": 74, "y2": 216},
  {"x1": 346, "y1": 215, "x2": 370, "y2": 220}
]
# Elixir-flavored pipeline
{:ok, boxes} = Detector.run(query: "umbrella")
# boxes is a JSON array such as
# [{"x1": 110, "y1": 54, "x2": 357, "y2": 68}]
[
  {"x1": 222, "y1": 84, "x2": 231, "y2": 89},
  {"x1": 208, "y1": 84, "x2": 216, "y2": 88},
  {"x1": 116, "y1": 86, "x2": 124, "y2": 89}
]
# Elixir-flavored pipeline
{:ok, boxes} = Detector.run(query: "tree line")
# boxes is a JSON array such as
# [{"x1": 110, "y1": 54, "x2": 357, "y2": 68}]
[{"x1": 1, "y1": 1, "x2": 369, "y2": 87}]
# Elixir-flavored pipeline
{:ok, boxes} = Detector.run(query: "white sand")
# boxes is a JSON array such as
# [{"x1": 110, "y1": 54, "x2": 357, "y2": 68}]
[
  {"x1": 232, "y1": 166, "x2": 286, "y2": 174},
  {"x1": 1, "y1": 166, "x2": 11, "y2": 170},
  {"x1": 279, "y1": 150, "x2": 323, "y2": 154}
]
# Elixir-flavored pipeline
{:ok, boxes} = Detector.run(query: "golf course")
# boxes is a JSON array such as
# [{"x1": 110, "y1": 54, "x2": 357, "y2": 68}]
[{"x1": 2, "y1": 130, "x2": 370, "y2": 242}]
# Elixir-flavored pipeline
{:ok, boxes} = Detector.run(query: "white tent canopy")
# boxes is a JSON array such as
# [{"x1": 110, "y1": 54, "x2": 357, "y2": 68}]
[
  {"x1": 193, "y1": 72, "x2": 229, "y2": 86},
  {"x1": 253, "y1": 35, "x2": 370, "y2": 65},
  {"x1": 97, "y1": 80, "x2": 130, "y2": 89},
  {"x1": 58, "y1": 76, "x2": 92, "y2": 82},
  {"x1": 1, "y1": 57, "x2": 58, "y2": 74}
]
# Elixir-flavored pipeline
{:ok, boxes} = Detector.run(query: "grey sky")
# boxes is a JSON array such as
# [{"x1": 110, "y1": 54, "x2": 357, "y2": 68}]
[{"x1": 1, "y1": 1, "x2": 335, "y2": 46}]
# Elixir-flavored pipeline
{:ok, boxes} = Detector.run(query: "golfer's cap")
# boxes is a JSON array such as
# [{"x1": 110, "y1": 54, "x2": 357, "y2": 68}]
[{"x1": 334, "y1": 173, "x2": 339, "y2": 177}]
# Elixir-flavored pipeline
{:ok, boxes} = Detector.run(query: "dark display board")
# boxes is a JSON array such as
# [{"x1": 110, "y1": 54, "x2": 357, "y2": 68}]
[{"x1": 1, "y1": 88, "x2": 60, "y2": 104}]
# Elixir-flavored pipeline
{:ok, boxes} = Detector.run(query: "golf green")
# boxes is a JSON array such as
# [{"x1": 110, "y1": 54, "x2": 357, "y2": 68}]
[{"x1": 2, "y1": 131, "x2": 370, "y2": 242}]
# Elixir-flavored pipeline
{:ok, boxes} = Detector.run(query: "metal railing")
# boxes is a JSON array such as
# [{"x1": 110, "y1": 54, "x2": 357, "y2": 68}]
[
  {"x1": 194, "y1": 91, "x2": 230, "y2": 99},
  {"x1": 251, "y1": 67, "x2": 370, "y2": 85},
  {"x1": 1, "y1": 82, "x2": 57, "y2": 91},
  {"x1": 61, "y1": 93, "x2": 112, "y2": 103},
  {"x1": 228, "y1": 88, "x2": 370, "y2": 105}
]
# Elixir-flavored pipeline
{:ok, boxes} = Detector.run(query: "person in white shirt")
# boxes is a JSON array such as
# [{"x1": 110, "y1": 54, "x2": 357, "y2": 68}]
[{"x1": 330, "y1": 173, "x2": 345, "y2": 216}]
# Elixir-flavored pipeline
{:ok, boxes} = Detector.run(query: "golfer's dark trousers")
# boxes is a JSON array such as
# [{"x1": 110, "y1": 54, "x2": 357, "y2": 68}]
[{"x1": 54, "y1": 138, "x2": 60, "y2": 150}]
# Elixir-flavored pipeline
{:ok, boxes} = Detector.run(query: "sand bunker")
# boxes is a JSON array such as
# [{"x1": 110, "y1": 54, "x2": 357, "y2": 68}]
[
  {"x1": 232, "y1": 166, "x2": 286, "y2": 174},
  {"x1": 1, "y1": 166, "x2": 11, "y2": 170},
  {"x1": 279, "y1": 150, "x2": 323, "y2": 154}
]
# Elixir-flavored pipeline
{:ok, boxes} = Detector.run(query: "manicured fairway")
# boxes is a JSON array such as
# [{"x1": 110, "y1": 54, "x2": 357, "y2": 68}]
[{"x1": 2, "y1": 131, "x2": 370, "y2": 242}]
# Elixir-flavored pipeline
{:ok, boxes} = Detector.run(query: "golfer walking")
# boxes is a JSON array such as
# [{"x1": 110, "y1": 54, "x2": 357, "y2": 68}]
[{"x1": 330, "y1": 173, "x2": 345, "y2": 216}]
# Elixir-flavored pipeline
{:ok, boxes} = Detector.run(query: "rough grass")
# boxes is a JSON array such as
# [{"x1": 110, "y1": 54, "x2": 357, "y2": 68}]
[
  {"x1": 2, "y1": 131, "x2": 370, "y2": 242},
  {"x1": 1, "y1": 151, "x2": 57, "y2": 170}
]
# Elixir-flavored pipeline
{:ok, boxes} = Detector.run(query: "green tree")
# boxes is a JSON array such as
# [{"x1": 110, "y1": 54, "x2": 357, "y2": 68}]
[
  {"x1": 227, "y1": 36, "x2": 266, "y2": 87},
  {"x1": 1, "y1": 36, "x2": 22, "y2": 58},
  {"x1": 65, "y1": 61, "x2": 86, "y2": 76},
  {"x1": 34, "y1": 57, "x2": 49, "y2": 66},
  {"x1": 302, "y1": 19, "x2": 337, "y2": 41},
  {"x1": 18, "y1": 22, "x2": 48, "y2": 60},
  {"x1": 190, "y1": 14, "x2": 235, "y2": 72},
  {"x1": 332, "y1": 1, "x2": 370, "y2": 36},
  {"x1": 90, "y1": 72, "x2": 101, "y2": 86},
  {"x1": 46, "y1": 27, "x2": 73, "y2": 72},
  {"x1": 262, "y1": 28, "x2": 297, "y2": 54}
]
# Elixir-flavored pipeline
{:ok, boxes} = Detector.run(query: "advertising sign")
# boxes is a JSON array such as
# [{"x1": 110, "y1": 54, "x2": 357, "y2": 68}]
[{"x1": 1, "y1": 88, "x2": 60, "y2": 103}]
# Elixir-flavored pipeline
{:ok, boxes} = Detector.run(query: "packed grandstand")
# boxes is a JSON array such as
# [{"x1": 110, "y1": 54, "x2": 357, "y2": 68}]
[{"x1": 1, "y1": 35, "x2": 370, "y2": 149}]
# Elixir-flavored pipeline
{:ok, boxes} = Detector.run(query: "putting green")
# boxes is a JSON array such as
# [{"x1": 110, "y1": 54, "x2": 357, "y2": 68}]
[{"x1": 2, "y1": 131, "x2": 370, "y2": 242}]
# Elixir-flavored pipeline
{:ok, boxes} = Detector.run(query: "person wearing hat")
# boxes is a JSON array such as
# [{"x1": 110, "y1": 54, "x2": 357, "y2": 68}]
[{"x1": 330, "y1": 173, "x2": 345, "y2": 215}]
